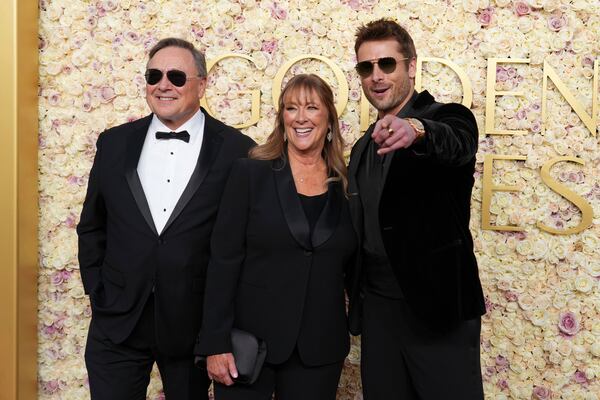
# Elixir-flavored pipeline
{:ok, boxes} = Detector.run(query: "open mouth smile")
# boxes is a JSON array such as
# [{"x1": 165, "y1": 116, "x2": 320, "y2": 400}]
[{"x1": 294, "y1": 128, "x2": 313, "y2": 137}]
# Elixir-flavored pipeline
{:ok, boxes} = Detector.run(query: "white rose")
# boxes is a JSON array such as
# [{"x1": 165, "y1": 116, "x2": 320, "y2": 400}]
[
  {"x1": 560, "y1": 358, "x2": 577, "y2": 374},
  {"x1": 589, "y1": 342, "x2": 600, "y2": 357},
  {"x1": 582, "y1": 261, "x2": 600, "y2": 278},
  {"x1": 574, "y1": 275, "x2": 594, "y2": 293},
  {"x1": 557, "y1": 340, "x2": 572, "y2": 356},
  {"x1": 549, "y1": 350, "x2": 562, "y2": 364},
  {"x1": 516, "y1": 239, "x2": 532, "y2": 256},
  {"x1": 529, "y1": 239, "x2": 550, "y2": 260},
  {"x1": 45, "y1": 62, "x2": 63, "y2": 76}
]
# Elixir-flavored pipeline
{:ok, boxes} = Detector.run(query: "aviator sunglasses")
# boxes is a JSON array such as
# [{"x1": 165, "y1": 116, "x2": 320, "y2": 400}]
[
  {"x1": 144, "y1": 68, "x2": 201, "y2": 87},
  {"x1": 355, "y1": 57, "x2": 409, "y2": 78}
]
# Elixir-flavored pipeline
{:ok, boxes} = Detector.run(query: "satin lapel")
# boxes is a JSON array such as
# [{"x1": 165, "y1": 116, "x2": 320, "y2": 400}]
[
  {"x1": 162, "y1": 124, "x2": 224, "y2": 234},
  {"x1": 124, "y1": 116, "x2": 158, "y2": 236},
  {"x1": 312, "y1": 182, "x2": 342, "y2": 248},
  {"x1": 347, "y1": 128, "x2": 373, "y2": 242},
  {"x1": 274, "y1": 159, "x2": 311, "y2": 250},
  {"x1": 347, "y1": 128, "x2": 372, "y2": 192}
]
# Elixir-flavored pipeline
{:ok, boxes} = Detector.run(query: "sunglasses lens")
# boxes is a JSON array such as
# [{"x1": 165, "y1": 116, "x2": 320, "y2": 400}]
[
  {"x1": 378, "y1": 57, "x2": 397, "y2": 73},
  {"x1": 145, "y1": 69, "x2": 163, "y2": 85},
  {"x1": 144, "y1": 69, "x2": 188, "y2": 87},
  {"x1": 167, "y1": 70, "x2": 187, "y2": 87},
  {"x1": 355, "y1": 61, "x2": 374, "y2": 77}
]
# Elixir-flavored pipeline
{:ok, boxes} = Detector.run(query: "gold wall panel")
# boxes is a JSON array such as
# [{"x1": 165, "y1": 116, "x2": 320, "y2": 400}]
[{"x1": 0, "y1": 1, "x2": 39, "y2": 399}]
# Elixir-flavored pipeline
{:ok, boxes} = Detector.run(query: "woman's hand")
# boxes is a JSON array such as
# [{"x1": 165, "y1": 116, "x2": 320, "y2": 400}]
[{"x1": 207, "y1": 353, "x2": 238, "y2": 386}]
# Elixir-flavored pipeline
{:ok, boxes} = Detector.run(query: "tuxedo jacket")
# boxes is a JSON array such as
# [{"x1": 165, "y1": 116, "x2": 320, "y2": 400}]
[
  {"x1": 196, "y1": 158, "x2": 357, "y2": 366},
  {"x1": 77, "y1": 109, "x2": 255, "y2": 356},
  {"x1": 347, "y1": 91, "x2": 486, "y2": 333}
]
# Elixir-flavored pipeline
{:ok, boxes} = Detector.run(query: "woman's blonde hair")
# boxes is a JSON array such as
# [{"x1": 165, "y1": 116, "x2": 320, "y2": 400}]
[{"x1": 249, "y1": 73, "x2": 348, "y2": 193}]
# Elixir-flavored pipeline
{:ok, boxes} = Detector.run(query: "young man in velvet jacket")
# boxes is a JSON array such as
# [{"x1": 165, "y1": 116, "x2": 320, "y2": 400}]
[{"x1": 347, "y1": 19, "x2": 486, "y2": 400}]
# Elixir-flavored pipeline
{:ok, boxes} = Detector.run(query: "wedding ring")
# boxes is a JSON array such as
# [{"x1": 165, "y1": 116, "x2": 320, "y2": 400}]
[{"x1": 387, "y1": 128, "x2": 394, "y2": 134}]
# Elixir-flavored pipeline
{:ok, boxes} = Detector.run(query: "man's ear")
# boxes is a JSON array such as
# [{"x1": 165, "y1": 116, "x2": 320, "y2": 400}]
[
  {"x1": 408, "y1": 57, "x2": 417, "y2": 80},
  {"x1": 196, "y1": 77, "x2": 208, "y2": 99}
]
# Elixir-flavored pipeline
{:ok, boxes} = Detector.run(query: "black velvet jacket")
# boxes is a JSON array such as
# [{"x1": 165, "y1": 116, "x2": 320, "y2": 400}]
[{"x1": 347, "y1": 90, "x2": 486, "y2": 333}]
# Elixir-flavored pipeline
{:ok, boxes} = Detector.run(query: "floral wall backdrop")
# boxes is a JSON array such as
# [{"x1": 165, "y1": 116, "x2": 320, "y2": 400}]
[{"x1": 38, "y1": 0, "x2": 600, "y2": 399}]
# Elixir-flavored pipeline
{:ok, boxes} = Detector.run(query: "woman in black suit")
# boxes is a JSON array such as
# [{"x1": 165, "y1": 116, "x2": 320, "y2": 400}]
[{"x1": 196, "y1": 74, "x2": 357, "y2": 400}]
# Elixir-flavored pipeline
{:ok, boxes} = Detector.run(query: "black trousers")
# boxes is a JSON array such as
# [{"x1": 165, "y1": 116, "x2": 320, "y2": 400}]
[
  {"x1": 361, "y1": 292, "x2": 484, "y2": 400},
  {"x1": 85, "y1": 295, "x2": 210, "y2": 400},
  {"x1": 214, "y1": 348, "x2": 344, "y2": 400}
]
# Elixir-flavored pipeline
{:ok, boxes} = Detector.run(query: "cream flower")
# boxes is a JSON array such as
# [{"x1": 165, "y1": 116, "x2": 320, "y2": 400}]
[{"x1": 574, "y1": 275, "x2": 594, "y2": 293}]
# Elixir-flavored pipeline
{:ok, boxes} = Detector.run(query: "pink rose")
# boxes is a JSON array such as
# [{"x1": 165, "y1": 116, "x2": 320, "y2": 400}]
[
  {"x1": 261, "y1": 39, "x2": 278, "y2": 54},
  {"x1": 104, "y1": 0, "x2": 118, "y2": 11},
  {"x1": 496, "y1": 66, "x2": 509, "y2": 82},
  {"x1": 270, "y1": 2, "x2": 287, "y2": 20},
  {"x1": 568, "y1": 172, "x2": 578, "y2": 183},
  {"x1": 484, "y1": 297, "x2": 494, "y2": 313},
  {"x1": 483, "y1": 366, "x2": 496, "y2": 379},
  {"x1": 558, "y1": 311, "x2": 579, "y2": 336},
  {"x1": 86, "y1": 15, "x2": 98, "y2": 28},
  {"x1": 558, "y1": 172, "x2": 569, "y2": 182},
  {"x1": 573, "y1": 370, "x2": 588, "y2": 384},
  {"x1": 346, "y1": 0, "x2": 361, "y2": 11},
  {"x1": 100, "y1": 87, "x2": 116, "y2": 103},
  {"x1": 533, "y1": 385, "x2": 551, "y2": 400},
  {"x1": 495, "y1": 355, "x2": 509, "y2": 372},
  {"x1": 64, "y1": 213, "x2": 77, "y2": 229},
  {"x1": 47, "y1": 91, "x2": 61, "y2": 106},
  {"x1": 514, "y1": 1, "x2": 531, "y2": 16},
  {"x1": 548, "y1": 14, "x2": 567, "y2": 32},
  {"x1": 191, "y1": 26, "x2": 204, "y2": 41},
  {"x1": 41, "y1": 380, "x2": 61, "y2": 394},
  {"x1": 125, "y1": 31, "x2": 140, "y2": 44},
  {"x1": 504, "y1": 291, "x2": 518, "y2": 301},
  {"x1": 51, "y1": 271, "x2": 65, "y2": 286},
  {"x1": 478, "y1": 8, "x2": 493, "y2": 27},
  {"x1": 497, "y1": 379, "x2": 509, "y2": 389},
  {"x1": 582, "y1": 55, "x2": 595, "y2": 68}
]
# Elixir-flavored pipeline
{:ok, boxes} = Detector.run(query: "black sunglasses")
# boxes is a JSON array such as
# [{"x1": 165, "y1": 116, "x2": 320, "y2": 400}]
[
  {"x1": 355, "y1": 57, "x2": 409, "y2": 78},
  {"x1": 144, "y1": 69, "x2": 201, "y2": 87}
]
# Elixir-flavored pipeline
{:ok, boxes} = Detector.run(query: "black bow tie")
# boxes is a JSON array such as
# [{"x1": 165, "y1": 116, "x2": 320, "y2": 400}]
[{"x1": 155, "y1": 130, "x2": 190, "y2": 143}]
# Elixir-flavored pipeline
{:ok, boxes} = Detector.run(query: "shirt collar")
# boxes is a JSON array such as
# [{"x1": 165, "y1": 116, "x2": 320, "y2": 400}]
[{"x1": 149, "y1": 108, "x2": 205, "y2": 145}]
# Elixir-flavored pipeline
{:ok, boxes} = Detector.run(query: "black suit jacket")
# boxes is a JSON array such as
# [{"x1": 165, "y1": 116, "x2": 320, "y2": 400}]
[
  {"x1": 77, "y1": 109, "x2": 255, "y2": 356},
  {"x1": 196, "y1": 158, "x2": 357, "y2": 366},
  {"x1": 347, "y1": 91, "x2": 486, "y2": 332}
]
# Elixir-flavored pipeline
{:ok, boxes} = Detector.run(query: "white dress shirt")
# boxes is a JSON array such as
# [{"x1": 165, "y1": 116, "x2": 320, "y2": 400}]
[{"x1": 137, "y1": 109, "x2": 205, "y2": 234}]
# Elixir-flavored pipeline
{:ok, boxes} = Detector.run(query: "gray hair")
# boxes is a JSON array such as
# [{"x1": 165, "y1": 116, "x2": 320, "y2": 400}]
[{"x1": 147, "y1": 38, "x2": 207, "y2": 77}]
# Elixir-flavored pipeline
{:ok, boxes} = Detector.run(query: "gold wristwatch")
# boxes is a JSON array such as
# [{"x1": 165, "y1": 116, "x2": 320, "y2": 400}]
[{"x1": 405, "y1": 118, "x2": 426, "y2": 143}]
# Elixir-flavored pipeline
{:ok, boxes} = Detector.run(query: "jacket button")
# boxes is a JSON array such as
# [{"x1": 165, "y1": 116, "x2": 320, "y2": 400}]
[
  {"x1": 304, "y1": 250, "x2": 312, "y2": 256},
  {"x1": 158, "y1": 239, "x2": 165, "y2": 245}
]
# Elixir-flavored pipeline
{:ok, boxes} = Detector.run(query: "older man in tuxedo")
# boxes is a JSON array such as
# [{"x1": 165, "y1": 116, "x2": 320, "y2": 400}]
[
  {"x1": 347, "y1": 19, "x2": 486, "y2": 399},
  {"x1": 77, "y1": 38, "x2": 255, "y2": 400}
]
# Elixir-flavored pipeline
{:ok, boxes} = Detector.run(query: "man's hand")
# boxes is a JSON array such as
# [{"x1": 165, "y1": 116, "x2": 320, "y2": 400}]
[
  {"x1": 372, "y1": 115, "x2": 418, "y2": 155},
  {"x1": 207, "y1": 353, "x2": 238, "y2": 386}
]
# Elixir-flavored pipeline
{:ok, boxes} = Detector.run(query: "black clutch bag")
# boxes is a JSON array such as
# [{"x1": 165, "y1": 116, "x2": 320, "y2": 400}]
[
  {"x1": 196, "y1": 328, "x2": 267, "y2": 385},
  {"x1": 230, "y1": 328, "x2": 267, "y2": 384}
]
